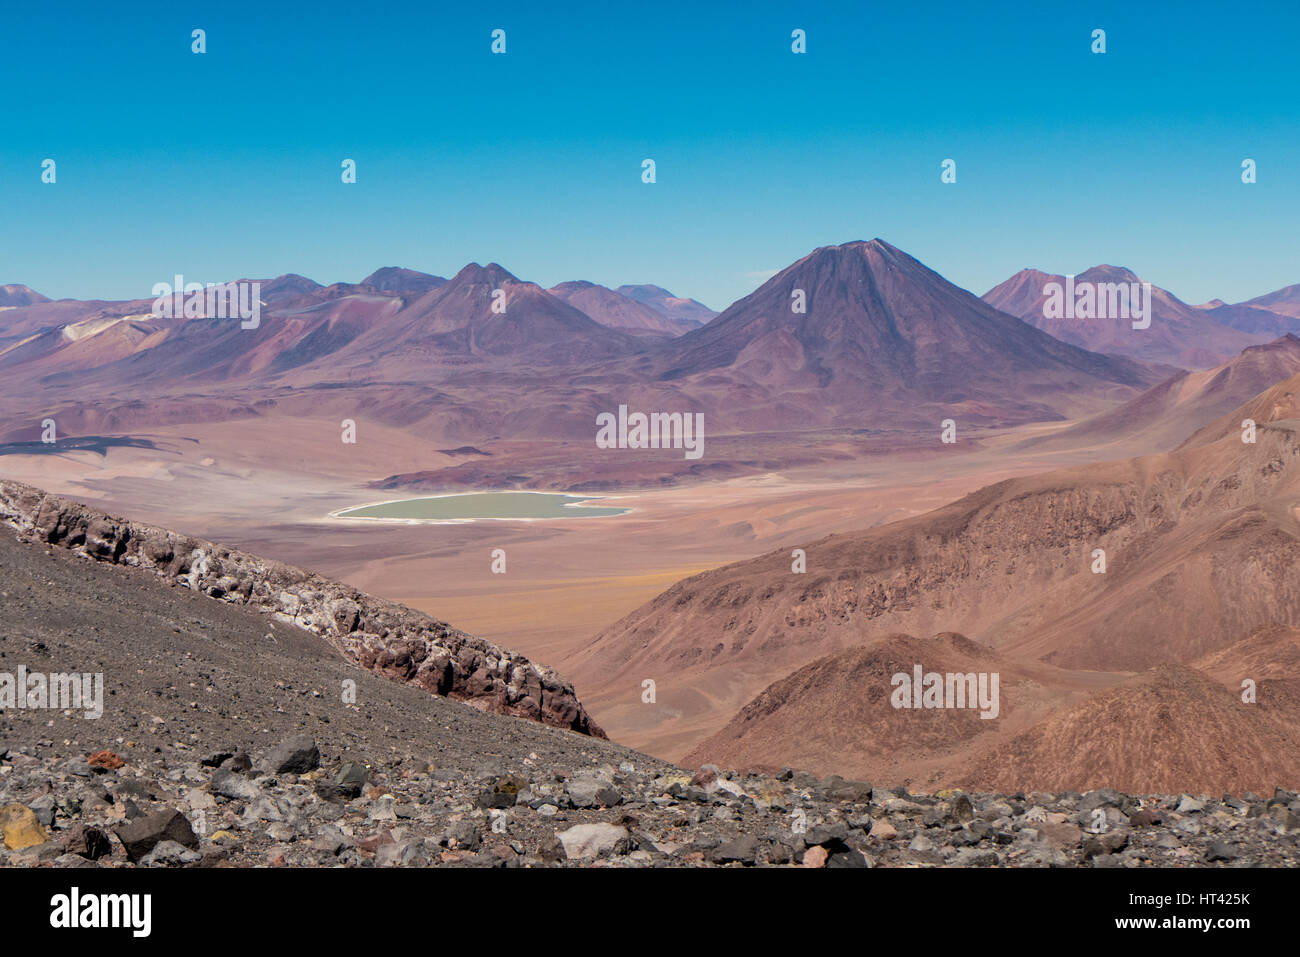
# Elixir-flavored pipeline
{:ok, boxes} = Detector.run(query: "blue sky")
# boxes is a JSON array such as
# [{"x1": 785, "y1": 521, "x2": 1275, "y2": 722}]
[{"x1": 3, "y1": 0, "x2": 1297, "y2": 309}]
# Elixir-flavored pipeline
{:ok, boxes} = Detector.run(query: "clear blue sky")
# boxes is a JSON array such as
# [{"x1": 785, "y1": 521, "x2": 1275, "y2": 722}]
[{"x1": 2, "y1": 0, "x2": 1297, "y2": 309}]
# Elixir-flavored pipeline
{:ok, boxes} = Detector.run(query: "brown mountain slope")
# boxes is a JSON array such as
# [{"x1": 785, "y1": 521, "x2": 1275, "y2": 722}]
[
  {"x1": 965, "y1": 659, "x2": 1300, "y2": 795},
  {"x1": 578, "y1": 374, "x2": 1300, "y2": 757},
  {"x1": 1019, "y1": 334, "x2": 1300, "y2": 456},
  {"x1": 1241, "y1": 283, "x2": 1300, "y2": 320},
  {"x1": 680, "y1": 632, "x2": 1087, "y2": 785},
  {"x1": 683, "y1": 626, "x2": 1300, "y2": 793},
  {"x1": 983, "y1": 265, "x2": 1269, "y2": 368},
  {"x1": 1182, "y1": 370, "x2": 1300, "y2": 449}
]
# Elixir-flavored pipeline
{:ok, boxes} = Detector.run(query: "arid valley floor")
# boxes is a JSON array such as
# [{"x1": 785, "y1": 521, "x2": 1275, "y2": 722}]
[{"x1": 0, "y1": 415, "x2": 1121, "y2": 765}]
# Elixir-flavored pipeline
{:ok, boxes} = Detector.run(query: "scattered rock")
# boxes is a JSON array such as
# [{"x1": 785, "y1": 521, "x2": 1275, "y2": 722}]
[
  {"x1": 267, "y1": 736, "x2": 320, "y2": 775},
  {"x1": 1206, "y1": 841, "x2": 1239, "y2": 862},
  {"x1": 87, "y1": 750, "x2": 125, "y2": 772},
  {"x1": 114, "y1": 809, "x2": 199, "y2": 862},
  {"x1": 557, "y1": 823, "x2": 630, "y2": 860},
  {"x1": 0, "y1": 804, "x2": 49, "y2": 850},
  {"x1": 802, "y1": 845, "x2": 828, "y2": 868}
]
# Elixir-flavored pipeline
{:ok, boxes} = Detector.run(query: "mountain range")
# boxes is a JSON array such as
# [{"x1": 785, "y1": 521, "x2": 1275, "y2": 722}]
[{"x1": 0, "y1": 240, "x2": 1212, "y2": 446}]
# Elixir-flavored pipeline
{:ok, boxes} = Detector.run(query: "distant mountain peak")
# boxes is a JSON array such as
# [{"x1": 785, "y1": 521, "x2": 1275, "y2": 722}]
[
  {"x1": 655, "y1": 238, "x2": 1155, "y2": 424},
  {"x1": 449, "y1": 262, "x2": 520, "y2": 288},
  {"x1": 616, "y1": 282, "x2": 672, "y2": 299},
  {"x1": 983, "y1": 262, "x2": 1267, "y2": 368},
  {"x1": 547, "y1": 280, "x2": 699, "y2": 337},
  {"x1": 614, "y1": 284, "x2": 715, "y2": 329},
  {"x1": 360, "y1": 267, "x2": 446, "y2": 296},
  {"x1": 1077, "y1": 264, "x2": 1142, "y2": 283},
  {"x1": 0, "y1": 283, "x2": 52, "y2": 306}
]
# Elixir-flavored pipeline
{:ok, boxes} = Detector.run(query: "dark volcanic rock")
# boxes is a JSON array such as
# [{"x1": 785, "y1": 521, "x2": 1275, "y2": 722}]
[
  {"x1": 268, "y1": 736, "x2": 321, "y2": 775},
  {"x1": 114, "y1": 809, "x2": 199, "y2": 862}
]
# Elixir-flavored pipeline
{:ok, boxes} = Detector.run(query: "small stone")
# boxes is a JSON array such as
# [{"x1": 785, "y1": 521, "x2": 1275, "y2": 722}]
[
  {"x1": 368, "y1": 795, "x2": 399, "y2": 822},
  {"x1": 556, "y1": 823, "x2": 630, "y2": 860},
  {"x1": 266, "y1": 823, "x2": 297, "y2": 842},
  {"x1": 951, "y1": 848, "x2": 999, "y2": 867},
  {"x1": 28, "y1": 795, "x2": 56, "y2": 828},
  {"x1": 140, "y1": 839, "x2": 202, "y2": 866},
  {"x1": 826, "y1": 848, "x2": 869, "y2": 868},
  {"x1": 950, "y1": 794, "x2": 974, "y2": 823},
  {"x1": 825, "y1": 780, "x2": 873, "y2": 803},
  {"x1": 88, "y1": 750, "x2": 125, "y2": 772},
  {"x1": 1128, "y1": 809, "x2": 1162, "y2": 827},
  {"x1": 312, "y1": 826, "x2": 349, "y2": 855},
  {"x1": 711, "y1": 835, "x2": 758, "y2": 865},
  {"x1": 802, "y1": 845, "x2": 828, "y2": 868},
  {"x1": 1205, "y1": 841, "x2": 1239, "y2": 862},
  {"x1": 211, "y1": 768, "x2": 261, "y2": 801},
  {"x1": 1079, "y1": 789, "x2": 1126, "y2": 812},
  {"x1": 0, "y1": 804, "x2": 49, "y2": 850},
  {"x1": 114, "y1": 809, "x2": 199, "y2": 862},
  {"x1": 1082, "y1": 829, "x2": 1130, "y2": 859},
  {"x1": 444, "y1": 820, "x2": 481, "y2": 851},
  {"x1": 1024, "y1": 841, "x2": 1069, "y2": 867},
  {"x1": 267, "y1": 736, "x2": 320, "y2": 775},
  {"x1": 334, "y1": 762, "x2": 369, "y2": 798},
  {"x1": 62, "y1": 824, "x2": 112, "y2": 861}
]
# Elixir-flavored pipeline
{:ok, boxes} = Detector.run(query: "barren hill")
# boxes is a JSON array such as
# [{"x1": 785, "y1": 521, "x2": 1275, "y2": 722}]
[
  {"x1": 615, "y1": 283, "x2": 715, "y2": 328},
  {"x1": 684, "y1": 628, "x2": 1300, "y2": 794},
  {"x1": 1019, "y1": 334, "x2": 1300, "y2": 456},
  {"x1": 654, "y1": 240, "x2": 1158, "y2": 429},
  {"x1": 579, "y1": 372, "x2": 1300, "y2": 766},
  {"x1": 983, "y1": 265, "x2": 1268, "y2": 368},
  {"x1": 549, "y1": 280, "x2": 699, "y2": 337}
]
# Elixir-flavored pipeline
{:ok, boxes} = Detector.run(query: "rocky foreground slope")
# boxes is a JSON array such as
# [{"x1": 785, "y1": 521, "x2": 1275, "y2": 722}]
[
  {"x1": 5, "y1": 741, "x2": 1300, "y2": 868},
  {"x1": 0, "y1": 479, "x2": 601, "y2": 735}
]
